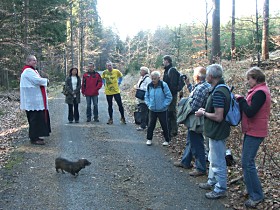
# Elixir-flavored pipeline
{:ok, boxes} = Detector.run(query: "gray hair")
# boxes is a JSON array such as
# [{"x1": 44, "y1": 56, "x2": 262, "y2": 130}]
[
  {"x1": 88, "y1": 62, "x2": 95, "y2": 66},
  {"x1": 140, "y1": 66, "x2": 150, "y2": 74},
  {"x1": 26, "y1": 55, "x2": 36, "y2": 64},
  {"x1": 106, "y1": 61, "x2": 112, "y2": 66},
  {"x1": 151, "y1": 71, "x2": 161, "y2": 78},
  {"x1": 206, "y1": 64, "x2": 223, "y2": 79}
]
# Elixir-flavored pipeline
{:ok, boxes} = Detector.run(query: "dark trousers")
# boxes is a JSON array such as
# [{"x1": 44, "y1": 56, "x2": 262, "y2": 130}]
[
  {"x1": 26, "y1": 110, "x2": 51, "y2": 142},
  {"x1": 168, "y1": 94, "x2": 178, "y2": 135},
  {"x1": 68, "y1": 98, "x2": 79, "y2": 122},
  {"x1": 139, "y1": 103, "x2": 149, "y2": 129},
  {"x1": 147, "y1": 110, "x2": 170, "y2": 142},
  {"x1": 106, "y1": 93, "x2": 125, "y2": 119}
]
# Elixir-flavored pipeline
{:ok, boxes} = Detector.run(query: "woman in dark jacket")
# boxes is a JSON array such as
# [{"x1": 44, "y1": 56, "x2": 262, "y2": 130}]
[{"x1": 65, "y1": 67, "x2": 81, "y2": 123}]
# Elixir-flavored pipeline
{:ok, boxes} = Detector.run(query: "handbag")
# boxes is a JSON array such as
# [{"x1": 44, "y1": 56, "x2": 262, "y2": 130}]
[
  {"x1": 135, "y1": 76, "x2": 148, "y2": 100},
  {"x1": 62, "y1": 85, "x2": 69, "y2": 95},
  {"x1": 135, "y1": 89, "x2": 146, "y2": 100}
]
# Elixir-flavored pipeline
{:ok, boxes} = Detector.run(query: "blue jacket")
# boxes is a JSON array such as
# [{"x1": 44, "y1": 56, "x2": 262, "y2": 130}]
[{"x1": 145, "y1": 81, "x2": 173, "y2": 112}]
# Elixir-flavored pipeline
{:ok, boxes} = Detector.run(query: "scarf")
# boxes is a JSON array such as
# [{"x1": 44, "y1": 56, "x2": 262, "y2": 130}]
[{"x1": 22, "y1": 65, "x2": 48, "y2": 122}]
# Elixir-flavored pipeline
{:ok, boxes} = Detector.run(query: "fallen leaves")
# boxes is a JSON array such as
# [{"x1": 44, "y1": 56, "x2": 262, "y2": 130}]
[
  {"x1": 122, "y1": 60, "x2": 280, "y2": 209},
  {"x1": 0, "y1": 91, "x2": 27, "y2": 169}
]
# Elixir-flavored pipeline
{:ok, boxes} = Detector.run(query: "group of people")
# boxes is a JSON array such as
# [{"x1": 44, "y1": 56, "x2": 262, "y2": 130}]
[
  {"x1": 20, "y1": 56, "x2": 127, "y2": 144},
  {"x1": 135, "y1": 55, "x2": 181, "y2": 146},
  {"x1": 63, "y1": 61, "x2": 127, "y2": 124},
  {"x1": 134, "y1": 57, "x2": 271, "y2": 208},
  {"x1": 20, "y1": 54, "x2": 271, "y2": 208}
]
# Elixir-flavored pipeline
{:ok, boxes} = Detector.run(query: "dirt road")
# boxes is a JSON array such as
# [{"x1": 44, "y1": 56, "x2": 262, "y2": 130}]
[{"x1": 0, "y1": 87, "x2": 228, "y2": 210}]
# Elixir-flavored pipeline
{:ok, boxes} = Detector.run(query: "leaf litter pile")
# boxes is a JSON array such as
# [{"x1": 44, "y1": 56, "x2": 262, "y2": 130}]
[
  {"x1": 0, "y1": 60, "x2": 279, "y2": 209},
  {"x1": 0, "y1": 91, "x2": 27, "y2": 169}
]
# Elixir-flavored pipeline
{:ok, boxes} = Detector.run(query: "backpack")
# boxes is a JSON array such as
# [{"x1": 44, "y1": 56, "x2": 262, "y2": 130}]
[
  {"x1": 213, "y1": 84, "x2": 241, "y2": 126},
  {"x1": 147, "y1": 81, "x2": 165, "y2": 93},
  {"x1": 168, "y1": 67, "x2": 185, "y2": 92}
]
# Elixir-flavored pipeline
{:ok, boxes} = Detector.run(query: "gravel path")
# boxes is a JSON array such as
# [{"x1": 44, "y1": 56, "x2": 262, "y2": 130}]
[{"x1": 0, "y1": 87, "x2": 228, "y2": 210}]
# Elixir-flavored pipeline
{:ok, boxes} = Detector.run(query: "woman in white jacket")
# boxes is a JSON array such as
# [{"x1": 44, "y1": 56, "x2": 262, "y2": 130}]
[
  {"x1": 135, "y1": 67, "x2": 152, "y2": 131},
  {"x1": 20, "y1": 55, "x2": 51, "y2": 145}
]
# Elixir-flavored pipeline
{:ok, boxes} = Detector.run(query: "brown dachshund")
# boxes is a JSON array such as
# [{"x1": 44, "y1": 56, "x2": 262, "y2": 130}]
[{"x1": 55, "y1": 157, "x2": 91, "y2": 177}]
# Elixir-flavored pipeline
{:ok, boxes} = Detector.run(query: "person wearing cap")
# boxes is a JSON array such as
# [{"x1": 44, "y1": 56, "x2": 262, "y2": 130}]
[
  {"x1": 135, "y1": 66, "x2": 152, "y2": 131},
  {"x1": 81, "y1": 62, "x2": 102, "y2": 122}
]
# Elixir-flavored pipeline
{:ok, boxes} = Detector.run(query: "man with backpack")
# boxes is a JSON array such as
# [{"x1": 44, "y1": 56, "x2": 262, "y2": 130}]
[
  {"x1": 162, "y1": 55, "x2": 180, "y2": 137},
  {"x1": 195, "y1": 64, "x2": 231, "y2": 199}
]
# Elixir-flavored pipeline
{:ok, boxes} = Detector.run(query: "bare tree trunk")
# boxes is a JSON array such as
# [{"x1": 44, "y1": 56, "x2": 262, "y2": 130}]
[
  {"x1": 24, "y1": 0, "x2": 29, "y2": 47},
  {"x1": 70, "y1": 1, "x2": 74, "y2": 68},
  {"x1": 64, "y1": 46, "x2": 67, "y2": 77},
  {"x1": 176, "y1": 25, "x2": 181, "y2": 66},
  {"x1": 262, "y1": 0, "x2": 269, "y2": 60},
  {"x1": 231, "y1": 0, "x2": 236, "y2": 60},
  {"x1": 255, "y1": 0, "x2": 261, "y2": 66},
  {"x1": 204, "y1": 0, "x2": 209, "y2": 57},
  {"x1": 79, "y1": 1, "x2": 85, "y2": 73},
  {"x1": 211, "y1": 0, "x2": 221, "y2": 64}
]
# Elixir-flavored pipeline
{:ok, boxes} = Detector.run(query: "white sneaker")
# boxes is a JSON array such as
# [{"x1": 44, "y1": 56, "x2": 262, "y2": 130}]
[
  {"x1": 162, "y1": 141, "x2": 169, "y2": 146},
  {"x1": 146, "y1": 140, "x2": 152, "y2": 146}
]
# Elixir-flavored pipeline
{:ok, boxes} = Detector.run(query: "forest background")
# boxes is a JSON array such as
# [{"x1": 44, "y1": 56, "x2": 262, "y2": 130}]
[{"x1": 0, "y1": 0, "x2": 279, "y2": 209}]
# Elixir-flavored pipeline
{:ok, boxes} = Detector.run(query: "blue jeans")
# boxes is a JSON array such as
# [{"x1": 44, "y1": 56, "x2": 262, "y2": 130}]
[
  {"x1": 242, "y1": 134, "x2": 264, "y2": 201},
  {"x1": 86, "y1": 96, "x2": 98, "y2": 120},
  {"x1": 181, "y1": 129, "x2": 206, "y2": 172},
  {"x1": 207, "y1": 138, "x2": 227, "y2": 193}
]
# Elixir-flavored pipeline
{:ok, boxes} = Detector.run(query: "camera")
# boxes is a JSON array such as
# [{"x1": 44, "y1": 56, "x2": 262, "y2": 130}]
[{"x1": 181, "y1": 74, "x2": 187, "y2": 80}]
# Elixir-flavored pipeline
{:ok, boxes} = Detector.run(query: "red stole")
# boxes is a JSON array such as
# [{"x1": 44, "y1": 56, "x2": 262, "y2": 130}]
[{"x1": 22, "y1": 65, "x2": 48, "y2": 121}]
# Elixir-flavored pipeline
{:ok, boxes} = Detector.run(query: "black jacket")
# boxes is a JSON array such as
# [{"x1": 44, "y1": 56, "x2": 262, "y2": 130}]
[{"x1": 163, "y1": 64, "x2": 179, "y2": 95}]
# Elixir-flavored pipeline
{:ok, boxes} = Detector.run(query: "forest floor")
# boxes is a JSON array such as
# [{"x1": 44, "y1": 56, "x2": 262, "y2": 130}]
[{"x1": 0, "y1": 59, "x2": 279, "y2": 209}]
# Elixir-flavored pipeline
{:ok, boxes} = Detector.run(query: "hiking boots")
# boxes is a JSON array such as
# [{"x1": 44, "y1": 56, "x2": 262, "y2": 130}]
[
  {"x1": 244, "y1": 198, "x2": 263, "y2": 208},
  {"x1": 199, "y1": 182, "x2": 213, "y2": 190},
  {"x1": 189, "y1": 170, "x2": 206, "y2": 177},
  {"x1": 205, "y1": 191, "x2": 227, "y2": 199},
  {"x1": 107, "y1": 118, "x2": 113, "y2": 125},
  {"x1": 173, "y1": 161, "x2": 193, "y2": 169},
  {"x1": 120, "y1": 117, "x2": 126, "y2": 124}
]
